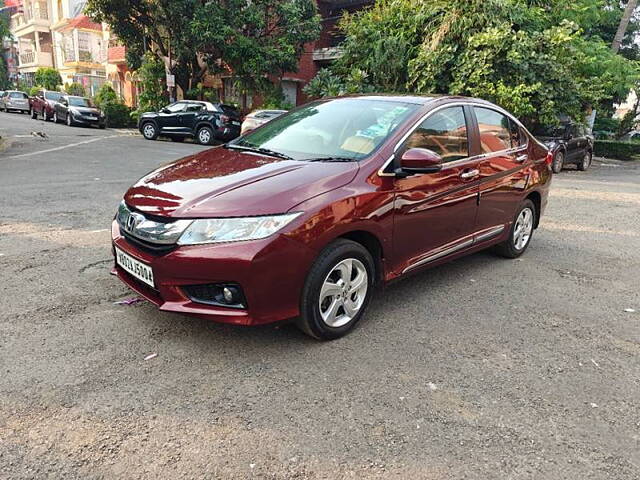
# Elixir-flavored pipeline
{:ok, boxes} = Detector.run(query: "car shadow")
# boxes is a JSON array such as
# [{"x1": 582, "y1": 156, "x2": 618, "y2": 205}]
[{"x1": 140, "y1": 249, "x2": 502, "y2": 350}]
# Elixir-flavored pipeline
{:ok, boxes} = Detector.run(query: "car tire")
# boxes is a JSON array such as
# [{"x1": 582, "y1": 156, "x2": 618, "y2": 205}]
[
  {"x1": 196, "y1": 126, "x2": 214, "y2": 145},
  {"x1": 31, "y1": 108, "x2": 37, "y2": 119},
  {"x1": 53, "y1": 111, "x2": 58, "y2": 123},
  {"x1": 297, "y1": 239, "x2": 375, "y2": 340},
  {"x1": 141, "y1": 122, "x2": 159, "y2": 140},
  {"x1": 495, "y1": 199, "x2": 536, "y2": 259},
  {"x1": 551, "y1": 151, "x2": 564, "y2": 174},
  {"x1": 66, "y1": 113, "x2": 74, "y2": 127},
  {"x1": 578, "y1": 151, "x2": 592, "y2": 171},
  {"x1": 170, "y1": 136, "x2": 185, "y2": 142}
]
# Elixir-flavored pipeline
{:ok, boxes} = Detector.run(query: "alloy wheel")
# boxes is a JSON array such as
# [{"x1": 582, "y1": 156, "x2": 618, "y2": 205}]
[
  {"x1": 513, "y1": 208, "x2": 534, "y2": 251},
  {"x1": 198, "y1": 128, "x2": 211, "y2": 144},
  {"x1": 143, "y1": 124, "x2": 156, "y2": 139},
  {"x1": 318, "y1": 258, "x2": 368, "y2": 328}
]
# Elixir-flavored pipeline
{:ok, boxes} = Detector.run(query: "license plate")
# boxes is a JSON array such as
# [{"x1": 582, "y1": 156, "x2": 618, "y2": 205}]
[
  {"x1": 115, "y1": 246, "x2": 155, "y2": 287},
  {"x1": 87, "y1": 116, "x2": 97, "y2": 120}
]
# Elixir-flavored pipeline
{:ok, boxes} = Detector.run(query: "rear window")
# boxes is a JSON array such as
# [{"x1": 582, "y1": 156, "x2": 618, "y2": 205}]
[
  {"x1": 9, "y1": 92, "x2": 27, "y2": 99},
  {"x1": 219, "y1": 104, "x2": 240, "y2": 117}
]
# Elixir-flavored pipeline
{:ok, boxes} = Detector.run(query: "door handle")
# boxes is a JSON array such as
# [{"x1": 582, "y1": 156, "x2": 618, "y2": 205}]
[
  {"x1": 515, "y1": 154, "x2": 528, "y2": 163},
  {"x1": 460, "y1": 169, "x2": 480, "y2": 180}
]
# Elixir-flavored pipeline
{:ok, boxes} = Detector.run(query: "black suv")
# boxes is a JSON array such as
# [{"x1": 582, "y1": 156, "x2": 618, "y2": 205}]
[
  {"x1": 138, "y1": 101, "x2": 242, "y2": 145},
  {"x1": 534, "y1": 123, "x2": 594, "y2": 173}
]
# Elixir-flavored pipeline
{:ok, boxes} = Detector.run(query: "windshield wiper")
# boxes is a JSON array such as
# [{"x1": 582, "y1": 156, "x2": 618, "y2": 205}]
[
  {"x1": 224, "y1": 143, "x2": 293, "y2": 160},
  {"x1": 305, "y1": 156, "x2": 357, "y2": 163}
]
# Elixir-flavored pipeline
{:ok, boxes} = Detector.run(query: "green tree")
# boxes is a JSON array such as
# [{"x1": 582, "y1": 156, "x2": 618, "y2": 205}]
[
  {"x1": 136, "y1": 52, "x2": 166, "y2": 113},
  {"x1": 65, "y1": 82, "x2": 86, "y2": 96},
  {"x1": 0, "y1": 56, "x2": 10, "y2": 90},
  {"x1": 311, "y1": 0, "x2": 638, "y2": 128},
  {"x1": 34, "y1": 67, "x2": 62, "y2": 90},
  {"x1": 85, "y1": 0, "x2": 320, "y2": 97}
]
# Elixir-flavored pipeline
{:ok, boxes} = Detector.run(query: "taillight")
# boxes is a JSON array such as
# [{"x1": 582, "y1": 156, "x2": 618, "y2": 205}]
[{"x1": 545, "y1": 150, "x2": 553, "y2": 166}]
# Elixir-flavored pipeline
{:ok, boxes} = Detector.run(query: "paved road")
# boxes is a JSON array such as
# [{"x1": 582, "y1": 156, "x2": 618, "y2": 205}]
[{"x1": 1, "y1": 110, "x2": 639, "y2": 479}]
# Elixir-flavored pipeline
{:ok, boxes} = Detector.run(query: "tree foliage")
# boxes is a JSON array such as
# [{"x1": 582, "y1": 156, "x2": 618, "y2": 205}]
[
  {"x1": 34, "y1": 67, "x2": 62, "y2": 91},
  {"x1": 85, "y1": 0, "x2": 320, "y2": 95},
  {"x1": 65, "y1": 82, "x2": 86, "y2": 96},
  {"x1": 136, "y1": 52, "x2": 166, "y2": 113},
  {"x1": 309, "y1": 0, "x2": 639, "y2": 127}
]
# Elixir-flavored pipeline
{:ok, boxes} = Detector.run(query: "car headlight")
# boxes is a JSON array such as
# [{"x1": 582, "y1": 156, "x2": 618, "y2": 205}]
[{"x1": 177, "y1": 213, "x2": 302, "y2": 245}]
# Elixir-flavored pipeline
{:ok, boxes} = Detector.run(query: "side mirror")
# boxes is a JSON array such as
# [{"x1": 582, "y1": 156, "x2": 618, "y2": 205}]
[
  {"x1": 395, "y1": 148, "x2": 443, "y2": 177},
  {"x1": 161, "y1": 107, "x2": 170, "y2": 114}
]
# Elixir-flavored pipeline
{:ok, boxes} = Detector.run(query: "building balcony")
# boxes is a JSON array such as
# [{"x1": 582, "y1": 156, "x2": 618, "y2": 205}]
[
  {"x1": 18, "y1": 50, "x2": 54, "y2": 69},
  {"x1": 10, "y1": 4, "x2": 50, "y2": 37},
  {"x1": 312, "y1": 47, "x2": 344, "y2": 62}
]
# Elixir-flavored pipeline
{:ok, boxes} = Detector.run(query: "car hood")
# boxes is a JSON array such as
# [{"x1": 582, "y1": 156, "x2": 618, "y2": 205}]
[
  {"x1": 124, "y1": 147, "x2": 360, "y2": 218},
  {"x1": 70, "y1": 106, "x2": 101, "y2": 115}
]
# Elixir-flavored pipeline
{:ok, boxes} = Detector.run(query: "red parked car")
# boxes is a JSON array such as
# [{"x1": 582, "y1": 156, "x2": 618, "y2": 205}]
[
  {"x1": 112, "y1": 95, "x2": 551, "y2": 340},
  {"x1": 30, "y1": 89, "x2": 63, "y2": 121}
]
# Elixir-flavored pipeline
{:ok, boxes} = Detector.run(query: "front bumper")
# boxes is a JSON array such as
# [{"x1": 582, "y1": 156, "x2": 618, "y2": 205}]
[
  {"x1": 73, "y1": 115, "x2": 105, "y2": 127},
  {"x1": 111, "y1": 220, "x2": 316, "y2": 326}
]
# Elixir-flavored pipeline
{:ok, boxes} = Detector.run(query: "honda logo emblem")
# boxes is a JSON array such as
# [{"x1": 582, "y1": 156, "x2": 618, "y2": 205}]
[{"x1": 125, "y1": 212, "x2": 144, "y2": 233}]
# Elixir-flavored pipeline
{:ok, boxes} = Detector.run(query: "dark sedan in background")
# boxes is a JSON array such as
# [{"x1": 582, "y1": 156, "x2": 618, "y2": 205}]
[
  {"x1": 53, "y1": 95, "x2": 106, "y2": 128},
  {"x1": 534, "y1": 122, "x2": 593, "y2": 173},
  {"x1": 138, "y1": 101, "x2": 242, "y2": 145}
]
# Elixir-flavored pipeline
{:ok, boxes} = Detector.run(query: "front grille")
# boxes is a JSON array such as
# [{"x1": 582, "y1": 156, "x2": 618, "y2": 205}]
[{"x1": 122, "y1": 231, "x2": 176, "y2": 256}]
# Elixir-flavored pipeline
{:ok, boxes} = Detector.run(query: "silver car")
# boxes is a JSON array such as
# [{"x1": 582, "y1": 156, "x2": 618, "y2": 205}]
[{"x1": 1, "y1": 90, "x2": 30, "y2": 113}]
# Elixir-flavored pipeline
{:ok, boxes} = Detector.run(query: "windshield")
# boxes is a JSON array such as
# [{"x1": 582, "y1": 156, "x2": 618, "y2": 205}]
[
  {"x1": 69, "y1": 97, "x2": 94, "y2": 108},
  {"x1": 231, "y1": 98, "x2": 420, "y2": 161},
  {"x1": 45, "y1": 91, "x2": 62, "y2": 101}
]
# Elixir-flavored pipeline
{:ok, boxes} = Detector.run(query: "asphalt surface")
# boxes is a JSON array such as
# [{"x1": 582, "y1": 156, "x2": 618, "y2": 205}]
[{"x1": 1, "y1": 110, "x2": 639, "y2": 479}]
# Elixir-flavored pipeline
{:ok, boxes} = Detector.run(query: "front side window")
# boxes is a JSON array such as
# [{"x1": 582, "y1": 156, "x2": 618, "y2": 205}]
[
  {"x1": 403, "y1": 106, "x2": 469, "y2": 162},
  {"x1": 475, "y1": 107, "x2": 512, "y2": 154},
  {"x1": 164, "y1": 102, "x2": 186, "y2": 113},
  {"x1": 233, "y1": 98, "x2": 419, "y2": 161}
]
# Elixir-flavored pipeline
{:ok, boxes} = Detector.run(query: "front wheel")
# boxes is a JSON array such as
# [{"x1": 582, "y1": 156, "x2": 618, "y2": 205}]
[
  {"x1": 495, "y1": 199, "x2": 536, "y2": 259},
  {"x1": 141, "y1": 122, "x2": 158, "y2": 140},
  {"x1": 578, "y1": 151, "x2": 592, "y2": 171},
  {"x1": 297, "y1": 239, "x2": 375, "y2": 340},
  {"x1": 551, "y1": 151, "x2": 564, "y2": 174},
  {"x1": 53, "y1": 111, "x2": 58, "y2": 123},
  {"x1": 66, "y1": 113, "x2": 73, "y2": 127},
  {"x1": 196, "y1": 126, "x2": 215, "y2": 145}
]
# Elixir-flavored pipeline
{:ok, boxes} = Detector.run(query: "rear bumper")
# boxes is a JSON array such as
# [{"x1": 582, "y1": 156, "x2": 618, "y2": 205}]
[
  {"x1": 215, "y1": 125, "x2": 241, "y2": 141},
  {"x1": 111, "y1": 220, "x2": 316, "y2": 326}
]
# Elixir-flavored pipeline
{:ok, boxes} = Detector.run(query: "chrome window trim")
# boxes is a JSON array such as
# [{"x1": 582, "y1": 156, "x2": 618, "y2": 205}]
[{"x1": 377, "y1": 100, "x2": 535, "y2": 178}]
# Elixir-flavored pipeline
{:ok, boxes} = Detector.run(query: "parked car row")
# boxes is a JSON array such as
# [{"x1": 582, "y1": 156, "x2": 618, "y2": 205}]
[{"x1": 1, "y1": 89, "x2": 105, "y2": 129}]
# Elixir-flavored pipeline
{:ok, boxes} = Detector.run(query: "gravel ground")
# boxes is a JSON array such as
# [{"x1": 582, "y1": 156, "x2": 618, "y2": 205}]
[{"x1": 1, "y1": 111, "x2": 639, "y2": 479}]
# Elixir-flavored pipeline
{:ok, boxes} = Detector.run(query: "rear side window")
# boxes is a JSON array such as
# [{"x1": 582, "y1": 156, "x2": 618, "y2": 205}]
[
  {"x1": 509, "y1": 119, "x2": 527, "y2": 148},
  {"x1": 404, "y1": 106, "x2": 469, "y2": 162},
  {"x1": 186, "y1": 104, "x2": 204, "y2": 112},
  {"x1": 474, "y1": 107, "x2": 512, "y2": 154}
]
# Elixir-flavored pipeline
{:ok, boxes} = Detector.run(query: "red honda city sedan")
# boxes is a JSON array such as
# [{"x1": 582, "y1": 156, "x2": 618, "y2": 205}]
[{"x1": 112, "y1": 95, "x2": 551, "y2": 340}]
